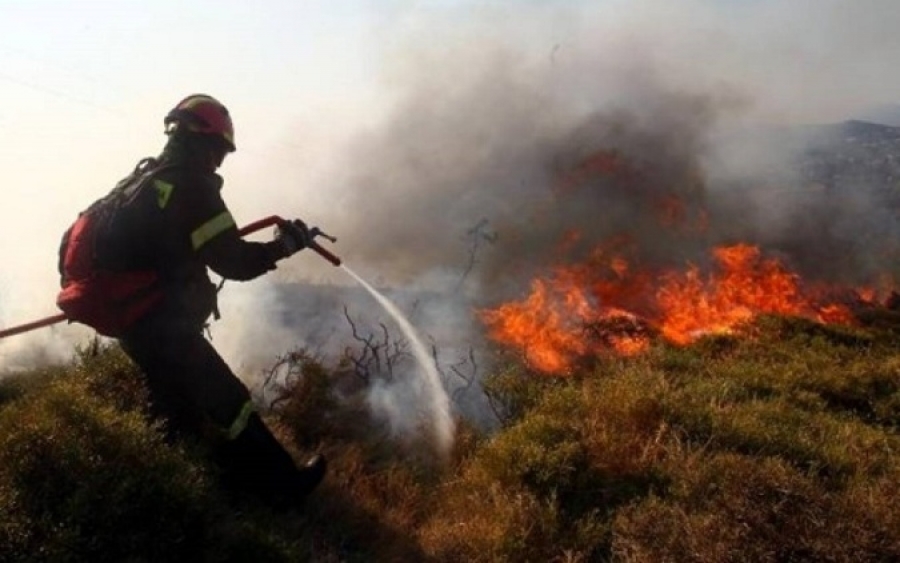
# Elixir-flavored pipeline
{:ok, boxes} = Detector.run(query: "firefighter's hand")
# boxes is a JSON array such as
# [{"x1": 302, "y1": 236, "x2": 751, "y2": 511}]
[{"x1": 274, "y1": 219, "x2": 311, "y2": 258}]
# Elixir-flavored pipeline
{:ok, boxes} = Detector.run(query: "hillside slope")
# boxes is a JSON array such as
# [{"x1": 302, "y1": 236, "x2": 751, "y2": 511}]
[{"x1": 1, "y1": 313, "x2": 899, "y2": 562}]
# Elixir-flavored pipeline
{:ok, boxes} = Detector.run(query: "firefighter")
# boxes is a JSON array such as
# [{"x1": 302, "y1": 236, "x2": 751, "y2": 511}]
[{"x1": 57, "y1": 94, "x2": 326, "y2": 509}]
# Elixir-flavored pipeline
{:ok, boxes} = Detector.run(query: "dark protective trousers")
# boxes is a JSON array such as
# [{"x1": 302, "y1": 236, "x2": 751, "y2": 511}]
[{"x1": 119, "y1": 312, "x2": 308, "y2": 505}]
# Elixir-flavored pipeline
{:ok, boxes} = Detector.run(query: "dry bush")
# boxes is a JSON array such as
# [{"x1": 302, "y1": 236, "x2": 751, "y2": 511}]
[
  {"x1": 419, "y1": 383, "x2": 608, "y2": 561},
  {"x1": 613, "y1": 452, "x2": 900, "y2": 562},
  {"x1": 580, "y1": 364, "x2": 671, "y2": 478},
  {"x1": 419, "y1": 472, "x2": 600, "y2": 563}
]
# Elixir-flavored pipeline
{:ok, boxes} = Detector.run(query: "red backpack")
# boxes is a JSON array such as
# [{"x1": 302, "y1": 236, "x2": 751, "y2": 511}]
[{"x1": 56, "y1": 161, "x2": 167, "y2": 336}]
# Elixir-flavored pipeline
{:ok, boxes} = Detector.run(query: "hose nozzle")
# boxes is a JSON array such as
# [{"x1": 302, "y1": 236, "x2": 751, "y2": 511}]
[
  {"x1": 238, "y1": 215, "x2": 342, "y2": 266},
  {"x1": 309, "y1": 227, "x2": 337, "y2": 244}
]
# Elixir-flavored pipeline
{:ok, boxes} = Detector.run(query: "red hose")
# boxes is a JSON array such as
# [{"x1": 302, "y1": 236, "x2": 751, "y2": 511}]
[
  {"x1": 0, "y1": 314, "x2": 68, "y2": 339},
  {"x1": 0, "y1": 215, "x2": 341, "y2": 339}
]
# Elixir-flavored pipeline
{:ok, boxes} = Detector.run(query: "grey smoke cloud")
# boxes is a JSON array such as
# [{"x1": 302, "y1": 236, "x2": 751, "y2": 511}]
[{"x1": 283, "y1": 0, "x2": 900, "y2": 299}]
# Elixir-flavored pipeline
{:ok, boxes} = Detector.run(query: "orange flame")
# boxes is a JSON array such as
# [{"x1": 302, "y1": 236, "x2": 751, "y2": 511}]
[
  {"x1": 480, "y1": 279, "x2": 590, "y2": 374},
  {"x1": 657, "y1": 244, "x2": 832, "y2": 344},
  {"x1": 480, "y1": 243, "x2": 860, "y2": 375}
]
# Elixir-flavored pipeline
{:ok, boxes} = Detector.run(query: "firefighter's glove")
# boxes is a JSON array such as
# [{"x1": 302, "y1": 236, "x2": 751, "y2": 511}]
[{"x1": 274, "y1": 219, "x2": 311, "y2": 259}]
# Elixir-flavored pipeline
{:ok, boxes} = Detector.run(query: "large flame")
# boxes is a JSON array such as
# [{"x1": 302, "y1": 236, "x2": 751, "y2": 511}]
[{"x1": 481, "y1": 242, "x2": 860, "y2": 375}]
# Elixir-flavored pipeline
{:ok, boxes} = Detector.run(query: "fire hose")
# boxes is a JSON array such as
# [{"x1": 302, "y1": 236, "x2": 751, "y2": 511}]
[{"x1": 0, "y1": 215, "x2": 341, "y2": 340}]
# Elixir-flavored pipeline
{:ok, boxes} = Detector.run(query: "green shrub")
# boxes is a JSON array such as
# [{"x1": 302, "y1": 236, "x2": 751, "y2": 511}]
[{"x1": 0, "y1": 378, "x2": 212, "y2": 562}]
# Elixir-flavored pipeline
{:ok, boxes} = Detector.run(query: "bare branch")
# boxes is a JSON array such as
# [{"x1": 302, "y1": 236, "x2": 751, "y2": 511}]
[
  {"x1": 449, "y1": 347, "x2": 479, "y2": 404},
  {"x1": 455, "y1": 218, "x2": 497, "y2": 292},
  {"x1": 340, "y1": 305, "x2": 411, "y2": 384},
  {"x1": 258, "y1": 348, "x2": 319, "y2": 409}
]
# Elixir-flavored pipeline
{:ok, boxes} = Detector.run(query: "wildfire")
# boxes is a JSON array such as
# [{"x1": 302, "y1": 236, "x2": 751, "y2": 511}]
[
  {"x1": 480, "y1": 279, "x2": 589, "y2": 374},
  {"x1": 481, "y1": 243, "x2": 859, "y2": 375},
  {"x1": 655, "y1": 244, "x2": 851, "y2": 344}
]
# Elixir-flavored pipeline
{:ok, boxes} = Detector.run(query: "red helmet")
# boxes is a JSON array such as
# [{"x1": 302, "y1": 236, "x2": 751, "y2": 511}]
[{"x1": 164, "y1": 94, "x2": 236, "y2": 152}]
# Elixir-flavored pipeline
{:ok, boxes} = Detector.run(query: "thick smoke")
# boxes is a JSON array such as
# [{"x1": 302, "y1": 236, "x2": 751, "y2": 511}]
[{"x1": 288, "y1": 0, "x2": 900, "y2": 296}]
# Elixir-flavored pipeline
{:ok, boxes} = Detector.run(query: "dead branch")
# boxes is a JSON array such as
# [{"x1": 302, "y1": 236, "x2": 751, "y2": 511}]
[
  {"x1": 341, "y1": 305, "x2": 410, "y2": 383},
  {"x1": 259, "y1": 348, "x2": 318, "y2": 409},
  {"x1": 455, "y1": 218, "x2": 497, "y2": 292},
  {"x1": 484, "y1": 383, "x2": 509, "y2": 426},
  {"x1": 429, "y1": 337, "x2": 480, "y2": 406}
]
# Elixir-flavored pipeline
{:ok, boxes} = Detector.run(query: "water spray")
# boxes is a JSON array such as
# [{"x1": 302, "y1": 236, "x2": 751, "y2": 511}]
[
  {"x1": 340, "y1": 265, "x2": 455, "y2": 457},
  {"x1": 244, "y1": 219, "x2": 455, "y2": 456}
]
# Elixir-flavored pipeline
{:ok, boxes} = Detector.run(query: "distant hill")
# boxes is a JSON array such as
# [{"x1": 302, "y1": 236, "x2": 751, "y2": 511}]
[
  {"x1": 802, "y1": 119, "x2": 900, "y2": 145},
  {"x1": 854, "y1": 103, "x2": 900, "y2": 127},
  {"x1": 794, "y1": 120, "x2": 900, "y2": 205},
  {"x1": 716, "y1": 118, "x2": 900, "y2": 195}
]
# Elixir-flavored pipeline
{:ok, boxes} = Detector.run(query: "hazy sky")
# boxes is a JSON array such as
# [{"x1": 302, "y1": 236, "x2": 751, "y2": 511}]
[{"x1": 2, "y1": 0, "x2": 900, "y2": 370}]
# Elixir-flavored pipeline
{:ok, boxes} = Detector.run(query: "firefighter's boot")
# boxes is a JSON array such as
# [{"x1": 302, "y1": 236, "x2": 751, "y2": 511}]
[
  {"x1": 292, "y1": 453, "x2": 327, "y2": 499},
  {"x1": 218, "y1": 413, "x2": 327, "y2": 509}
]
